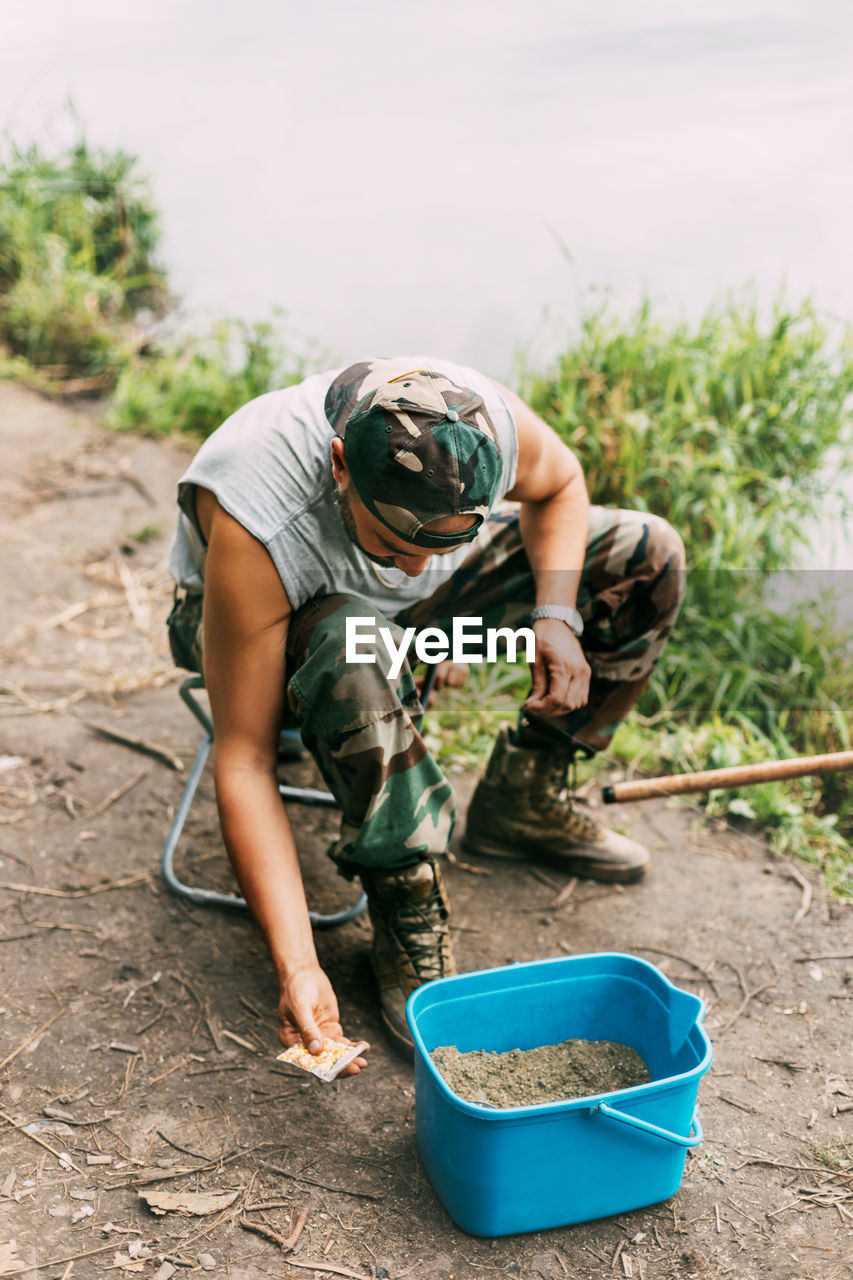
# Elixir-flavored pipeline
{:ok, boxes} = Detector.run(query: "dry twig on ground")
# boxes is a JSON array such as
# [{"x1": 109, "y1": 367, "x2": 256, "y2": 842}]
[
  {"x1": 85, "y1": 722, "x2": 183, "y2": 771},
  {"x1": 239, "y1": 1207, "x2": 308, "y2": 1252}
]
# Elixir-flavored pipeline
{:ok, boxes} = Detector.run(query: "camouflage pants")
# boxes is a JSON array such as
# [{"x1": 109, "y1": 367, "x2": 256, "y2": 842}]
[{"x1": 168, "y1": 505, "x2": 685, "y2": 876}]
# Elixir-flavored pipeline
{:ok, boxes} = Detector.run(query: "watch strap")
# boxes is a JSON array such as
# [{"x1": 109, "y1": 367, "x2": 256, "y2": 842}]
[{"x1": 529, "y1": 604, "x2": 584, "y2": 637}]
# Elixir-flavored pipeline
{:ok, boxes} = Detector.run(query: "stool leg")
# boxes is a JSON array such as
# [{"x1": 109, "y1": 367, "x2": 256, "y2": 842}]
[
  {"x1": 161, "y1": 729, "x2": 249, "y2": 912},
  {"x1": 161, "y1": 706, "x2": 366, "y2": 926}
]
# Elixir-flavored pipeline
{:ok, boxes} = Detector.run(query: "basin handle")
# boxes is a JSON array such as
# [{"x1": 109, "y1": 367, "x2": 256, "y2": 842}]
[{"x1": 595, "y1": 1102, "x2": 703, "y2": 1148}]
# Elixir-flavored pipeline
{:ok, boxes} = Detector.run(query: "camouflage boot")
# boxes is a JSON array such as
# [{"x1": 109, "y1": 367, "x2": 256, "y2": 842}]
[
  {"x1": 360, "y1": 859, "x2": 456, "y2": 1056},
  {"x1": 463, "y1": 724, "x2": 649, "y2": 882}
]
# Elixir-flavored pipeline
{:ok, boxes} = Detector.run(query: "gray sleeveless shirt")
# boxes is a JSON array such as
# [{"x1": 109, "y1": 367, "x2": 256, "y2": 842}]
[{"x1": 167, "y1": 357, "x2": 518, "y2": 617}]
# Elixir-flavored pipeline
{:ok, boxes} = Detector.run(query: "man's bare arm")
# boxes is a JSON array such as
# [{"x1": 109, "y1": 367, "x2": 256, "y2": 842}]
[
  {"x1": 197, "y1": 488, "x2": 366, "y2": 1067},
  {"x1": 489, "y1": 380, "x2": 592, "y2": 716}
]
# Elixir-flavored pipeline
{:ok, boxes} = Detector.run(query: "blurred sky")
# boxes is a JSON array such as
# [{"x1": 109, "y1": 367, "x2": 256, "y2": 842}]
[{"x1": 3, "y1": 0, "x2": 853, "y2": 568}]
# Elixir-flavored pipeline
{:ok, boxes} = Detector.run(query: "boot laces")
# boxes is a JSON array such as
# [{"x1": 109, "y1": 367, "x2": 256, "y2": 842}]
[
  {"x1": 373, "y1": 877, "x2": 450, "y2": 982},
  {"x1": 546, "y1": 754, "x2": 602, "y2": 841}
]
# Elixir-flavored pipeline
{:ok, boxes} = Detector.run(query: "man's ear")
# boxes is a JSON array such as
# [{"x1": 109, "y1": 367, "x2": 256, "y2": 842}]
[{"x1": 330, "y1": 436, "x2": 347, "y2": 483}]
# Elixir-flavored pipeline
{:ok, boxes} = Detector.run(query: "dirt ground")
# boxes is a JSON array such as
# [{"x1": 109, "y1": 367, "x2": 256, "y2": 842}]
[{"x1": 1, "y1": 382, "x2": 852, "y2": 1280}]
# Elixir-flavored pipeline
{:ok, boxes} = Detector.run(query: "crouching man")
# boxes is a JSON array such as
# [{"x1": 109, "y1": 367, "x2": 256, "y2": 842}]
[{"x1": 167, "y1": 358, "x2": 685, "y2": 1059}]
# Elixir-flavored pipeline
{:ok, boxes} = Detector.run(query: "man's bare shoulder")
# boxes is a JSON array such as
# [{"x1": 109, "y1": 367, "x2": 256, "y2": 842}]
[{"x1": 198, "y1": 487, "x2": 292, "y2": 629}]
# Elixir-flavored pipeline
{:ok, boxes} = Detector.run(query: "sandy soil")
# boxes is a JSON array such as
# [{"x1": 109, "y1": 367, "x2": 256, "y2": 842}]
[
  {"x1": 1, "y1": 382, "x2": 852, "y2": 1280},
  {"x1": 430, "y1": 1041, "x2": 650, "y2": 1108}
]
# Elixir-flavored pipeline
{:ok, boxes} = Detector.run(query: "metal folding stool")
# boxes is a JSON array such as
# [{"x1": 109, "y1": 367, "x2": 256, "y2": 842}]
[{"x1": 162, "y1": 668, "x2": 437, "y2": 927}]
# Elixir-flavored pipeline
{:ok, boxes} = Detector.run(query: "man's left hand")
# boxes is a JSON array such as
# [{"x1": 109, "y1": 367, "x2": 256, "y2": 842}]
[{"x1": 524, "y1": 617, "x2": 591, "y2": 716}]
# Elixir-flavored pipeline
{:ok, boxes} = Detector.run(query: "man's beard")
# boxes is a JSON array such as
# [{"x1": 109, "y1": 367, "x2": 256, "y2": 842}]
[{"x1": 335, "y1": 483, "x2": 398, "y2": 568}]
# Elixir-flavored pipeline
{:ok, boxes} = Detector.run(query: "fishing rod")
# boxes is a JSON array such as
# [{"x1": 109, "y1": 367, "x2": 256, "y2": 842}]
[
  {"x1": 520, "y1": 711, "x2": 853, "y2": 806},
  {"x1": 602, "y1": 750, "x2": 853, "y2": 804}
]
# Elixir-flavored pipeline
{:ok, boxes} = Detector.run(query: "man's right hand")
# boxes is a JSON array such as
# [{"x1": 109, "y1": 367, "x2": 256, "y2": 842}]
[
  {"x1": 278, "y1": 964, "x2": 369, "y2": 1076},
  {"x1": 195, "y1": 491, "x2": 369, "y2": 1078}
]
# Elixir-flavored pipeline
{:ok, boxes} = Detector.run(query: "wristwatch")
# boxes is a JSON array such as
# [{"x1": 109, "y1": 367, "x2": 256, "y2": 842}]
[{"x1": 529, "y1": 604, "x2": 584, "y2": 638}]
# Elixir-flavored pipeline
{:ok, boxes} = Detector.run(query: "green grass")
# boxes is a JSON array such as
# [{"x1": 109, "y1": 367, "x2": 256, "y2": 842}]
[
  {"x1": 106, "y1": 317, "x2": 320, "y2": 439},
  {"x1": 127, "y1": 523, "x2": 163, "y2": 543},
  {"x1": 611, "y1": 716, "x2": 852, "y2": 896},
  {"x1": 0, "y1": 134, "x2": 168, "y2": 389},
  {"x1": 423, "y1": 661, "x2": 529, "y2": 772},
  {"x1": 521, "y1": 296, "x2": 853, "y2": 575},
  {"x1": 814, "y1": 1146, "x2": 853, "y2": 1173},
  {"x1": 0, "y1": 132, "x2": 318, "y2": 408}
]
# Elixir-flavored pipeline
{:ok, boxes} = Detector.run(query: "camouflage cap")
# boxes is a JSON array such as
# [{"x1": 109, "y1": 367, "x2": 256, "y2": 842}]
[{"x1": 324, "y1": 358, "x2": 503, "y2": 549}]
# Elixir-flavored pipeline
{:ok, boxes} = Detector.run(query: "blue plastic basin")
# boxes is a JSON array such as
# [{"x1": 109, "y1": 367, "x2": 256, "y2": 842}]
[{"x1": 406, "y1": 952, "x2": 713, "y2": 1237}]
